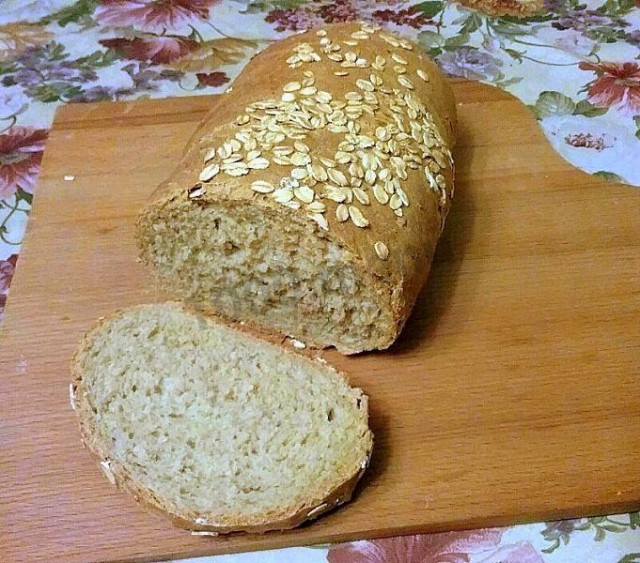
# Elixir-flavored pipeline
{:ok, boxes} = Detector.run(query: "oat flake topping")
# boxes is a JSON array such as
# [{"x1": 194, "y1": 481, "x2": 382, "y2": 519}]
[{"x1": 196, "y1": 24, "x2": 452, "y2": 260}]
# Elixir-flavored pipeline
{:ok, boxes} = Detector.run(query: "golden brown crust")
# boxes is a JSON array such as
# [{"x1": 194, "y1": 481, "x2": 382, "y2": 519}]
[
  {"x1": 137, "y1": 23, "x2": 456, "y2": 353},
  {"x1": 71, "y1": 302, "x2": 373, "y2": 534}
]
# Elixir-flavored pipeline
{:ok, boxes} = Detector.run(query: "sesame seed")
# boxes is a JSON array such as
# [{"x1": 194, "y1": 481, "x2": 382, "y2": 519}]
[
  {"x1": 281, "y1": 92, "x2": 296, "y2": 102},
  {"x1": 203, "y1": 147, "x2": 216, "y2": 163}
]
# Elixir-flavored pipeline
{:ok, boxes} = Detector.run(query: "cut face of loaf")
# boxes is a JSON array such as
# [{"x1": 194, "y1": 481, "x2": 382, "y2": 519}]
[
  {"x1": 137, "y1": 23, "x2": 457, "y2": 354},
  {"x1": 71, "y1": 303, "x2": 373, "y2": 534}
]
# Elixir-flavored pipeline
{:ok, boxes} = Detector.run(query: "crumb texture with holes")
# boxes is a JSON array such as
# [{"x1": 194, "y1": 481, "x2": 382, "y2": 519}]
[{"x1": 71, "y1": 303, "x2": 373, "y2": 533}]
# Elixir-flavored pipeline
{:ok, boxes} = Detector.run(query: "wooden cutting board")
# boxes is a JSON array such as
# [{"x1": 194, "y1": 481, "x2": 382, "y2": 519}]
[{"x1": 1, "y1": 81, "x2": 639, "y2": 563}]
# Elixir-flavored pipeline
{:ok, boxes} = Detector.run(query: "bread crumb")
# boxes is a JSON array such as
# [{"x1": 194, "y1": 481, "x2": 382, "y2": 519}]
[
  {"x1": 69, "y1": 383, "x2": 76, "y2": 411},
  {"x1": 100, "y1": 460, "x2": 116, "y2": 485}
]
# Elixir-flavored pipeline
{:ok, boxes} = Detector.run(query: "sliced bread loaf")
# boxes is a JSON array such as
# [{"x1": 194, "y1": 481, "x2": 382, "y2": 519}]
[
  {"x1": 71, "y1": 303, "x2": 373, "y2": 533},
  {"x1": 136, "y1": 23, "x2": 456, "y2": 354}
]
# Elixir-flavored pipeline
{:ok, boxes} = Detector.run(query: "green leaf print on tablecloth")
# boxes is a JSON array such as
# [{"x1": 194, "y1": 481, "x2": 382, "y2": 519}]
[{"x1": 542, "y1": 514, "x2": 640, "y2": 554}]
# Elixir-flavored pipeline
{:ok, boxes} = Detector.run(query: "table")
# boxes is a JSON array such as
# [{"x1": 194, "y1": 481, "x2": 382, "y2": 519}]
[{"x1": 0, "y1": 1, "x2": 638, "y2": 561}]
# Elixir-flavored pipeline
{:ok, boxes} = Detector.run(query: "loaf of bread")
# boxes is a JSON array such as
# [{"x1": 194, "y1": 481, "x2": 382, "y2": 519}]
[
  {"x1": 71, "y1": 303, "x2": 373, "y2": 534},
  {"x1": 136, "y1": 23, "x2": 456, "y2": 354}
]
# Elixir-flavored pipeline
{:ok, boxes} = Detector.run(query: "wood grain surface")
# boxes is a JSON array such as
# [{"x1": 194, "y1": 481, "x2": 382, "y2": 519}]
[{"x1": 1, "y1": 81, "x2": 639, "y2": 563}]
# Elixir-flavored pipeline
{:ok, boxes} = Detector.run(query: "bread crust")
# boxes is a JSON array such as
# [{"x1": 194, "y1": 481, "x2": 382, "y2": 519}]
[
  {"x1": 71, "y1": 302, "x2": 373, "y2": 534},
  {"x1": 137, "y1": 23, "x2": 457, "y2": 353}
]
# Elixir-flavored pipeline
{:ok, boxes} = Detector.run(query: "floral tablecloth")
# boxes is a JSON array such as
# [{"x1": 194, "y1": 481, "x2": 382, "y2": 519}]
[{"x1": 0, "y1": 0, "x2": 638, "y2": 561}]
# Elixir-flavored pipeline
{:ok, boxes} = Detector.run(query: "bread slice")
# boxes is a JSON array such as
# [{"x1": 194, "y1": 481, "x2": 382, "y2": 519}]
[
  {"x1": 71, "y1": 303, "x2": 373, "y2": 534},
  {"x1": 136, "y1": 23, "x2": 456, "y2": 355}
]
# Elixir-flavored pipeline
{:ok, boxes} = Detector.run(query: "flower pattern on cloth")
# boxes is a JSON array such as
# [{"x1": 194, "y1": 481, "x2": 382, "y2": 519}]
[
  {"x1": 326, "y1": 529, "x2": 543, "y2": 562},
  {"x1": 0, "y1": 1, "x2": 638, "y2": 560}
]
